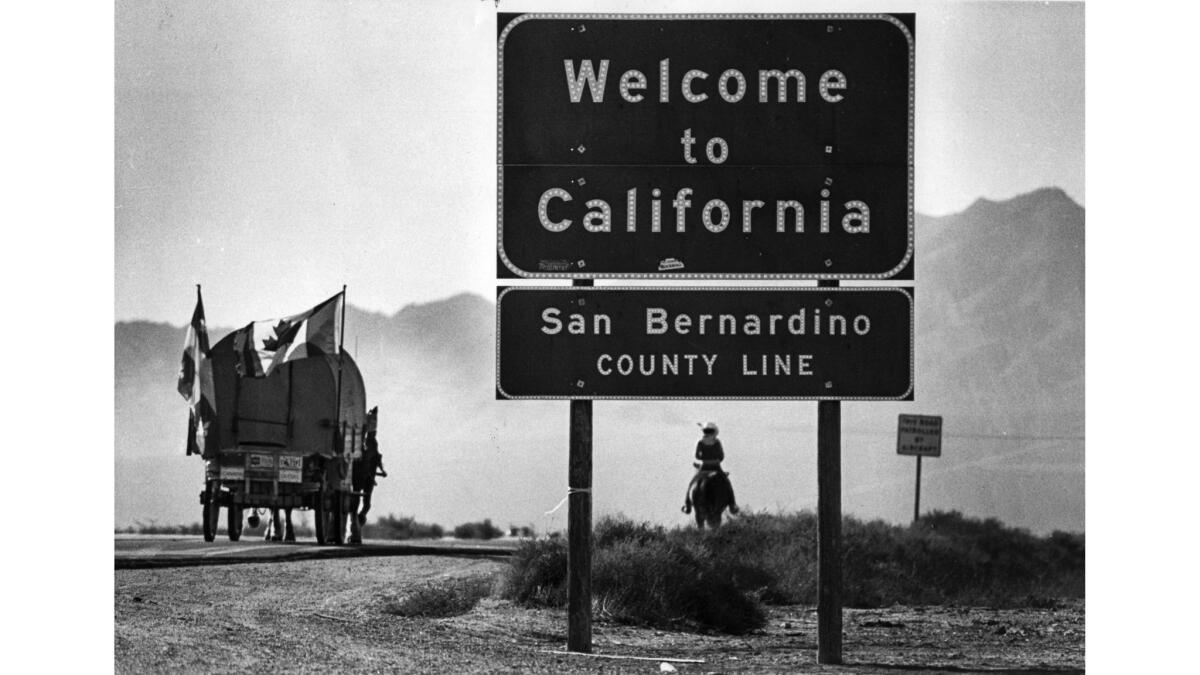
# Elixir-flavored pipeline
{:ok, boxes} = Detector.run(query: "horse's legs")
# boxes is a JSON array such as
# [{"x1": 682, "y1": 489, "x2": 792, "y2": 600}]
[
  {"x1": 283, "y1": 508, "x2": 295, "y2": 542},
  {"x1": 348, "y1": 494, "x2": 363, "y2": 544},
  {"x1": 690, "y1": 475, "x2": 731, "y2": 529},
  {"x1": 269, "y1": 509, "x2": 284, "y2": 541},
  {"x1": 358, "y1": 487, "x2": 373, "y2": 526}
]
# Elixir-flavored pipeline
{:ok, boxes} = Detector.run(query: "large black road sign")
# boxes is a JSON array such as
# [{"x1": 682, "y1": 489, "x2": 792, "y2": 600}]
[
  {"x1": 497, "y1": 286, "x2": 913, "y2": 400},
  {"x1": 498, "y1": 14, "x2": 914, "y2": 279}
]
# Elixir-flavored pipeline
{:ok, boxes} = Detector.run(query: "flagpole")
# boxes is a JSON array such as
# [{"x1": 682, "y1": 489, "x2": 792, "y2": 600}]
[
  {"x1": 335, "y1": 285, "x2": 347, "y2": 453},
  {"x1": 339, "y1": 285, "x2": 347, "y2": 353},
  {"x1": 196, "y1": 283, "x2": 203, "y2": 360}
]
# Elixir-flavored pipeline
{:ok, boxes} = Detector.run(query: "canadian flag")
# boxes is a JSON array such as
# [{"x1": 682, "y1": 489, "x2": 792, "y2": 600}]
[
  {"x1": 178, "y1": 287, "x2": 215, "y2": 455},
  {"x1": 232, "y1": 292, "x2": 343, "y2": 377}
]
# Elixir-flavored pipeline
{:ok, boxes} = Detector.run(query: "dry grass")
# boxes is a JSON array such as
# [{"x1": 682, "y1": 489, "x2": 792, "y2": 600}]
[{"x1": 382, "y1": 575, "x2": 494, "y2": 618}]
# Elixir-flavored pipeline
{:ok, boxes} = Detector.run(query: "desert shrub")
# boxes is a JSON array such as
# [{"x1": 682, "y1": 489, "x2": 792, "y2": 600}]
[
  {"x1": 592, "y1": 536, "x2": 765, "y2": 633},
  {"x1": 1041, "y1": 530, "x2": 1085, "y2": 597},
  {"x1": 503, "y1": 511, "x2": 1084, "y2": 628},
  {"x1": 119, "y1": 521, "x2": 206, "y2": 536},
  {"x1": 594, "y1": 514, "x2": 668, "y2": 548},
  {"x1": 833, "y1": 510, "x2": 1086, "y2": 607},
  {"x1": 453, "y1": 518, "x2": 504, "y2": 540},
  {"x1": 678, "y1": 511, "x2": 818, "y2": 604},
  {"x1": 501, "y1": 537, "x2": 569, "y2": 607},
  {"x1": 364, "y1": 514, "x2": 444, "y2": 540},
  {"x1": 383, "y1": 575, "x2": 493, "y2": 617},
  {"x1": 504, "y1": 517, "x2": 766, "y2": 633}
]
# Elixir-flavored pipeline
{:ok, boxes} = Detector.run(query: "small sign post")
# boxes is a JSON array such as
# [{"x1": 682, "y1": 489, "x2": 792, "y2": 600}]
[{"x1": 897, "y1": 414, "x2": 942, "y2": 522}]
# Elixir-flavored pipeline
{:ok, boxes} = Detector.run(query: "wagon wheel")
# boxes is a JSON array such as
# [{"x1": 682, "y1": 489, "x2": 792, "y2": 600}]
[
  {"x1": 227, "y1": 505, "x2": 243, "y2": 541},
  {"x1": 202, "y1": 481, "x2": 220, "y2": 542},
  {"x1": 314, "y1": 489, "x2": 327, "y2": 545}
]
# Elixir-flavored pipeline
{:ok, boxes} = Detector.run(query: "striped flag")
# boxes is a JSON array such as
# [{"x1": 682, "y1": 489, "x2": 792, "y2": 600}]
[
  {"x1": 178, "y1": 287, "x2": 215, "y2": 455},
  {"x1": 232, "y1": 292, "x2": 343, "y2": 378}
]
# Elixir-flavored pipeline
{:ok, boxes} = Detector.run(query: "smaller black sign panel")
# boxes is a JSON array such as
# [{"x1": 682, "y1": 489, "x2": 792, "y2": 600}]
[
  {"x1": 498, "y1": 14, "x2": 914, "y2": 280},
  {"x1": 497, "y1": 287, "x2": 913, "y2": 400}
]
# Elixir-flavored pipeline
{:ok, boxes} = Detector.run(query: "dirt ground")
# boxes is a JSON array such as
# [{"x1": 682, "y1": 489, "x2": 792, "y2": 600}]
[{"x1": 115, "y1": 555, "x2": 1084, "y2": 673}]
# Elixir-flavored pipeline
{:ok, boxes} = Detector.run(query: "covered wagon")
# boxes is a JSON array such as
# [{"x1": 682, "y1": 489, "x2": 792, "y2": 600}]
[{"x1": 195, "y1": 332, "x2": 368, "y2": 545}]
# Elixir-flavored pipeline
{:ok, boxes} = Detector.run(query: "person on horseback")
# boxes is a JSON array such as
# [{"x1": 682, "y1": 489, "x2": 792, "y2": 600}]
[{"x1": 682, "y1": 422, "x2": 740, "y2": 515}]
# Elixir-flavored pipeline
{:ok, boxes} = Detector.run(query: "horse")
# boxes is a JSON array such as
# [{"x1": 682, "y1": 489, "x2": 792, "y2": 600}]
[
  {"x1": 263, "y1": 508, "x2": 296, "y2": 542},
  {"x1": 265, "y1": 504, "x2": 346, "y2": 544},
  {"x1": 348, "y1": 435, "x2": 385, "y2": 545},
  {"x1": 263, "y1": 505, "x2": 343, "y2": 544},
  {"x1": 688, "y1": 470, "x2": 737, "y2": 529}
]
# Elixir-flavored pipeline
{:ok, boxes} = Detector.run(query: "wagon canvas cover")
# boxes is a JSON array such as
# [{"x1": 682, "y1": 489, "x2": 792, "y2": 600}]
[{"x1": 204, "y1": 334, "x2": 367, "y2": 460}]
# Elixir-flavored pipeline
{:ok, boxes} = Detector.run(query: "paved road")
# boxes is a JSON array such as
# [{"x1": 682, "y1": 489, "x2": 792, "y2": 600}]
[{"x1": 115, "y1": 534, "x2": 518, "y2": 569}]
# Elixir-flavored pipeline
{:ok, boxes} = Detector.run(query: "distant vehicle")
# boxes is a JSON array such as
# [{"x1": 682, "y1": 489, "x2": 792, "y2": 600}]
[{"x1": 196, "y1": 334, "x2": 368, "y2": 545}]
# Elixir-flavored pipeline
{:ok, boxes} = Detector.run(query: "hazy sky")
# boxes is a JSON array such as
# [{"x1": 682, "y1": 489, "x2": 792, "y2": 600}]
[{"x1": 115, "y1": 0, "x2": 1083, "y2": 327}]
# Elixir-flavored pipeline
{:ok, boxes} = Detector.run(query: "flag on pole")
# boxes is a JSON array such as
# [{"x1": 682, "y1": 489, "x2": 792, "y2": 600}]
[
  {"x1": 178, "y1": 287, "x2": 215, "y2": 455},
  {"x1": 231, "y1": 292, "x2": 343, "y2": 378}
]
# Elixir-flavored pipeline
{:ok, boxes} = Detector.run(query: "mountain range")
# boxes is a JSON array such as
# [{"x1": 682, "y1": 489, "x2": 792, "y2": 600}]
[{"x1": 116, "y1": 187, "x2": 1084, "y2": 534}]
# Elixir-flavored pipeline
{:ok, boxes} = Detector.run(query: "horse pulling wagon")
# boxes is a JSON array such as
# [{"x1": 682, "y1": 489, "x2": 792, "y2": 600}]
[{"x1": 194, "y1": 322, "x2": 370, "y2": 545}]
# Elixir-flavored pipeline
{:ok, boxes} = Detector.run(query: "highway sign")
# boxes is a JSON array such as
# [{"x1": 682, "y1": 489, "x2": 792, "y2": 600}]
[
  {"x1": 498, "y1": 14, "x2": 914, "y2": 279},
  {"x1": 496, "y1": 286, "x2": 913, "y2": 400}
]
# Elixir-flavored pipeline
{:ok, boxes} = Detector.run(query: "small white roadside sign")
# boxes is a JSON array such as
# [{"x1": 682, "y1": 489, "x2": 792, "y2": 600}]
[{"x1": 897, "y1": 414, "x2": 942, "y2": 457}]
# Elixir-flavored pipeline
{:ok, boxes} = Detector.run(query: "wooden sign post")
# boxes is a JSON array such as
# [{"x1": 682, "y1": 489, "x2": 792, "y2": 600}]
[
  {"x1": 817, "y1": 398, "x2": 842, "y2": 663},
  {"x1": 816, "y1": 278, "x2": 843, "y2": 664},
  {"x1": 567, "y1": 279, "x2": 593, "y2": 653}
]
